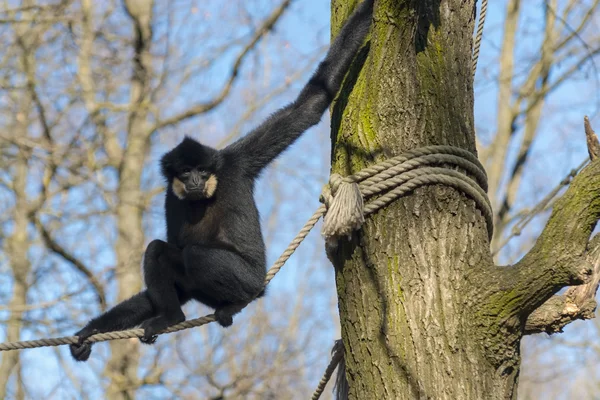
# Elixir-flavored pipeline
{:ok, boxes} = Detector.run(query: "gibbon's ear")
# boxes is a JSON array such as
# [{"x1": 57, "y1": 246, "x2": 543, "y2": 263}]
[{"x1": 160, "y1": 150, "x2": 176, "y2": 181}]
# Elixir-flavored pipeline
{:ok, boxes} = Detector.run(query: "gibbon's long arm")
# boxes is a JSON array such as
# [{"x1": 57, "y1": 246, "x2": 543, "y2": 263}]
[{"x1": 224, "y1": 0, "x2": 373, "y2": 177}]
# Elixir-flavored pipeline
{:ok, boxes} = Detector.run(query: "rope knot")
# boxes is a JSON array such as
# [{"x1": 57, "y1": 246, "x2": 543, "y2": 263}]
[{"x1": 320, "y1": 173, "x2": 365, "y2": 241}]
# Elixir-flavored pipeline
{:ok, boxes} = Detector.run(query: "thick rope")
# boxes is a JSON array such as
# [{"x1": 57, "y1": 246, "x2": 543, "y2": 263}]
[
  {"x1": 472, "y1": 0, "x2": 488, "y2": 78},
  {"x1": 0, "y1": 208, "x2": 326, "y2": 352},
  {"x1": 311, "y1": 339, "x2": 344, "y2": 400},
  {"x1": 321, "y1": 145, "x2": 492, "y2": 241},
  {"x1": 0, "y1": 145, "x2": 490, "y2": 352}
]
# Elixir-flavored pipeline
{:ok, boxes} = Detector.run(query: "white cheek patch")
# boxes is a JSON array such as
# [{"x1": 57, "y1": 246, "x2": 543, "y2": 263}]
[
  {"x1": 203, "y1": 174, "x2": 218, "y2": 198},
  {"x1": 172, "y1": 177, "x2": 187, "y2": 200}
]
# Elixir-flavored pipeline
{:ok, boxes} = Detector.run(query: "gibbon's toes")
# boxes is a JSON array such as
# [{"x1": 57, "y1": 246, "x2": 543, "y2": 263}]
[
  {"x1": 140, "y1": 327, "x2": 160, "y2": 344},
  {"x1": 139, "y1": 316, "x2": 166, "y2": 344},
  {"x1": 140, "y1": 333, "x2": 158, "y2": 345},
  {"x1": 140, "y1": 335, "x2": 158, "y2": 345},
  {"x1": 214, "y1": 309, "x2": 233, "y2": 328},
  {"x1": 139, "y1": 312, "x2": 185, "y2": 343}
]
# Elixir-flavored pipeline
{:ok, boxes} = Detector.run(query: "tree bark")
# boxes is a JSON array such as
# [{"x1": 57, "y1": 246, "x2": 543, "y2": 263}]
[{"x1": 329, "y1": 1, "x2": 600, "y2": 399}]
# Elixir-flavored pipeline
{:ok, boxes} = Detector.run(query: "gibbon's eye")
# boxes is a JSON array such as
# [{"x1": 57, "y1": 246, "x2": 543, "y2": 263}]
[
  {"x1": 180, "y1": 167, "x2": 191, "y2": 177},
  {"x1": 199, "y1": 170, "x2": 210, "y2": 178}
]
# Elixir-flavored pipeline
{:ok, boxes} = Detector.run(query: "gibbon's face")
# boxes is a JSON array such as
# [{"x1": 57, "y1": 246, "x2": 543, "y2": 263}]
[
  {"x1": 160, "y1": 136, "x2": 220, "y2": 201},
  {"x1": 171, "y1": 166, "x2": 218, "y2": 201}
]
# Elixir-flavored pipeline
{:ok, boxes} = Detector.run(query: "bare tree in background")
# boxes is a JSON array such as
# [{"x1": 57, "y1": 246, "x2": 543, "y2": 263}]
[
  {"x1": 482, "y1": 0, "x2": 600, "y2": 252},
  {"x1": 0, "y1": 2, "x2": 76, "y2": 398},
  {"x1": 0, "y1": 0, "x2": 338, "y2": 398},
  {"x1": 2, "y1": 0, "x2": 597, "y2": 398},
  {"x1": 474, "y1": 1, "x2": 600, "y2": 398}
]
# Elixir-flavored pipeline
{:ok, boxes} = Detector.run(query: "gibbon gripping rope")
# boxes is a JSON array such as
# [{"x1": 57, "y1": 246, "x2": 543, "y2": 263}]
[{"x1": 0, "y1": 146, "x2": 491, "y2": 359}]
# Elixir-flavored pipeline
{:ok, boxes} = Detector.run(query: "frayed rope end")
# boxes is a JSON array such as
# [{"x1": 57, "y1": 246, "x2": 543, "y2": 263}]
[{"x1": 320, "y1": 173, "x2": 365, "y2": 241}]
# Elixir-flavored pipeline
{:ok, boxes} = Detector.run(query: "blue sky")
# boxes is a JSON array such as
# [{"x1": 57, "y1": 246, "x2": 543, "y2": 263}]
[{"x1": 1, "y1": 0, "x2": 599, "y2": 398}]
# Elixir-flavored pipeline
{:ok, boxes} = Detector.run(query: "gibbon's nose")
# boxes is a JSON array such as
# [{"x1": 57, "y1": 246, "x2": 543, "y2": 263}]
[{"x1": 188, "y1": 173, "x2": 205, "y2": 190}]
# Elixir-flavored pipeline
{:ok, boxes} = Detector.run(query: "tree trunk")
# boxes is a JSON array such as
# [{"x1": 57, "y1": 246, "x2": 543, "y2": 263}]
[
  {"x1": 329, "y1": 1, "x2": 600, "y2": 398},
  {"x1": 0, "y1": 23, "x2": 36, "y2": 399},
  {"x1": 105, "y1": 1, "x2": 154, "y2": 398},
  {"x1": 0, "y1": 154, "x2": 29, "y2": 400}
]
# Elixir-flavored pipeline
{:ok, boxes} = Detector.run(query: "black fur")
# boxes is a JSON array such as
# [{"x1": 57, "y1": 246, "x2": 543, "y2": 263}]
[{"x1": 70, "y1": 0, "x2": 373, "y2": 361}]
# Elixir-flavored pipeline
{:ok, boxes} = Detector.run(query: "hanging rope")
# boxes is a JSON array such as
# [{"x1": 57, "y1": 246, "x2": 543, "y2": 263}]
[
  {"x1": 0, "y1": 145, "x2": 490, "y2": 353},
  {"x1": 472, "y1": 0, "x2": 488, "y2": 78},
  {"x1": 311, "y1": 339, "x2": 345, "y2": 400}
]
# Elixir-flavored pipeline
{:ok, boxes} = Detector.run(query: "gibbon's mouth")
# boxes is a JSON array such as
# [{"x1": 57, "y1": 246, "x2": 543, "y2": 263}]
[{"x1": 185, "y1": 188, "x2": 206, "y2": 200}]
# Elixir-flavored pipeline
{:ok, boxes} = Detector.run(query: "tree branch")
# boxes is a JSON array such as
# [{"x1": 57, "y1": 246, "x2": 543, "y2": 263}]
[
  {"x1": 524, "y1": 234, "x2": 600, "y2": 335},
  {"x1": 497, "y1": 118, "x2": 600, "y2": 318},
  {"x1": 77, "y1": 0, "x2": 122, "y2": 164},
  {"x1": 481, "y1": 0, "x2": 520, "y2": 206},
  {"x1": 551, "y1": 0, "x2": 600, "y2": 53},
  {"x1": 585, "y1": 115, "x2": 600, "y2": 160},
  {"x1": 151, "y1": 0, "x2": 293, "y2": 132},
  {"x1": 492, "y1": 1, "x2": 556, "y2": 245},
  {"x1": 34, "y1": 218, "x2": 107, "y2": 310}
]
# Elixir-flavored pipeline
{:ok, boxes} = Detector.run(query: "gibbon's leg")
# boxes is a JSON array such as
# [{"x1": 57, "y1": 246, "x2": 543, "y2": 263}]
[
  {"x1": 70, "y1": 291, "x2": 155, "y2": 361},
  {"x1": 182, "y1": 245, "x2": 265, "y2": 327},
  {"x1": 139, "y1": 290, "x2": 192, "y2": 344},
  {"x1": 139, "y1": 239, "x2": 188, "y2": 342}
]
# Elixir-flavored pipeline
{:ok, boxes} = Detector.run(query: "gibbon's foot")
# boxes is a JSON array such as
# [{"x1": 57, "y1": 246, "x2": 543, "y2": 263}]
[
  {"x1": 70, "y1": 327, "x2": 98, "y2": 362},
  {"x1": 139, "y1": 331, "x2": 158, "y2": 345},
  {"x1": 139, "y1": 316, "x2": 167, "y2": 343},
  {"x1": 139, "y1": 312, "x2": 185, "y2": 343},
  {"x1": 214, "y1": 308, "x2": 234, "y2": 327}
]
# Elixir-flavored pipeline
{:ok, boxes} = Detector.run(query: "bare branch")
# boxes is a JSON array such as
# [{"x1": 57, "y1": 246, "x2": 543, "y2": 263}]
[
  {"x1": 0, "y1": 16, "x2": 72, "y2": 24},
  {"x1": 585, "y1": 115, "x2": 600, "y2": 161},
  {"x1": 522, "y1": 294, "x2": 596, "y2": 335},
  {"x1": 524, "y1": 235, "x2": 600, "y2": 335},
  {"x1": 491, "y1": 161, "x2": 586, "y2": 255},
  {"x1": 551, "y1": 0, "x2": 600, "y2": 53},
  {"x1": 34, "y1": 218, "x2": 107, "y2": 310},
  {"x1": 520, "y1": 44, "x2": 600, "y2": 115},
  {"x1": 77, "y1": 0, "x2": 122, "y2": 164},
  {"x1": 152, "y1": 0, "x2": 293, "y2": 132},
  {"x1": 0, "y1": 1, "x2": 71, "y2": 15},
  {"x1": 492, "y1": 1, "x2": 556, "y2": 244},
  {"x1": 496, "y1": 120, "x2": 600, "y2": 317},
  {"x1": 15, "y1": 25, "x2": 61, "y2": 206},
  {"x1": 216, "y1": 49, "x2": 324, "y2": 148},
  {"x1": 481, "y1": 0, "x2": 520, "y2": 202}
]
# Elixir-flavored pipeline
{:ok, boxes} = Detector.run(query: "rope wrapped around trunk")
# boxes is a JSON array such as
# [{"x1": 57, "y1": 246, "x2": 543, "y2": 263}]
[{"x1": 320, "y1": 145, "x2": 492, "y2": 243}]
